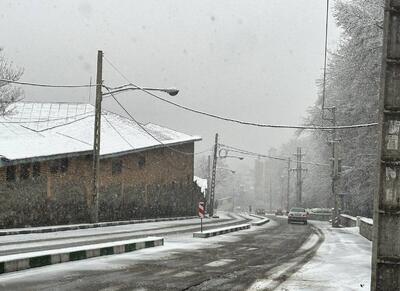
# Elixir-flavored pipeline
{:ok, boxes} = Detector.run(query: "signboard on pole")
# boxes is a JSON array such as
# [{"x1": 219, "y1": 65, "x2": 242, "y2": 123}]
[
  {"x1": 198, "y1": 202, "x2": 205, "y2": 232},
  {"x1": 198, "y1": 202, "x2": 205, "y2": 218}
]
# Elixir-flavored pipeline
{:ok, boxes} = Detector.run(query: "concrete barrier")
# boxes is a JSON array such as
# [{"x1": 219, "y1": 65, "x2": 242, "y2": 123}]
[
  {"x1": 359, "y1": 217, "x2": 373, "y2": 241},
  {"x1": 0, "y1": 216, "x2": 197, "y2": 236},
  {"x1": 251, "y1": 218, "x2": 270, "y2": 226},
  {"x1": 338, "y1": 214, "x2": 373, "y2": 241},
  {"x1": 339, "y1": 214, "x2": 357, "y2": 227},
  {"x1": 308, "y1": 213, "x2": 331, "y2": 221},
  {"x1": 193, "y1": 224, "x2": 250, "y2": 238},
  {"x1": 0, "y1": 237, "x2": 163, "y2": 274}
]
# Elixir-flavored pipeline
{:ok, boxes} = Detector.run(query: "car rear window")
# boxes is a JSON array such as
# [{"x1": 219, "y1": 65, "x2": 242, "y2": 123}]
[{"x1": 291, "y1": 208, "x2": 305, "y2": 212}]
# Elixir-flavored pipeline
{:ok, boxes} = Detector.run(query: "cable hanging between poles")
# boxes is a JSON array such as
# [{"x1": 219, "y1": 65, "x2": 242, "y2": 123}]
[
  {"x1": 0, "y1": 78, "x2": 98, "y2": 88},
  {"x1": 102, "y1": 56, "x2": 378, "y2": 131}
]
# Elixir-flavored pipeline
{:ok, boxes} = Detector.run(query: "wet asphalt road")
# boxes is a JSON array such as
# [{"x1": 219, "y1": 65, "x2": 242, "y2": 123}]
[{"x1": 0, "y1": 216, "x2": 322, "y2": 291}]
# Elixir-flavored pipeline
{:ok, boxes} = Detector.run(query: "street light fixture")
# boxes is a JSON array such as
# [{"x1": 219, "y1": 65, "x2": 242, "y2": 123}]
[
  {"x1": 218, "y1": 148, "x2": 244, "y2": 160},
  {"x1": 103, "y1": 85, "x2": 179, "y2": 97},
  {"x1": 91, "y1": 50, "x2": 180, "y2": 223}
]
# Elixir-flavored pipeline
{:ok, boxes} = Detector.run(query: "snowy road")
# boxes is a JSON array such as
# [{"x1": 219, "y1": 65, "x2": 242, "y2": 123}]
[
  {"x1": 0, "y1": 212, "x2": 246, "y2": 256},
  {"x1": 0, "y1": 215, "x2": 320, "y2": 291}
]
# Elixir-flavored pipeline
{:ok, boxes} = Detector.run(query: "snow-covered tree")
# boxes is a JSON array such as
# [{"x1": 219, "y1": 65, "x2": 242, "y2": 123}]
[
  {"x1": 302, "y1": 0, "x2": 383, "y2": 216},
  {"x1": 0, "y1": 48, "x2": 23, "y2": 115}
]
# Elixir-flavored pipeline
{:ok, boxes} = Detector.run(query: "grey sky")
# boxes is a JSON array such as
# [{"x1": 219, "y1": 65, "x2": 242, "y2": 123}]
[{"x1": 0, "y1": 0, "x2": 339, "y2": 160}]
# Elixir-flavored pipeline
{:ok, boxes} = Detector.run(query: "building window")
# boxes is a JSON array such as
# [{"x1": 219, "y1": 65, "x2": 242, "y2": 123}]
[
  {"x1": 20, "y1": 163, "x2": 31, "y2": 180},
  {"x1": 49, "y1": 160, "x2": 59, "y2": 174},
  {"x1": 49, "y1": 158, "x2": 69, "y2": 174},
  {"x1": 112, "y1": 159, "x2": 123, "y2": 175},
  {"x1": 138, "y1": 156, "x2": 145, "y2": 169},
  {"x1": 60, "y1": 158, "x2": 69, "y2": 173},
  {"x1": 32, "y1": 162, "x2": 41, "y2": 178},
  {"x1": 6, "y1": 165, "x2": 16, "y2": 182}
]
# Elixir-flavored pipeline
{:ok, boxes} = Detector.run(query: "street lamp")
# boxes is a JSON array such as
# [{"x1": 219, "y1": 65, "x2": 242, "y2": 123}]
[
  {"x1": 218, "y1": 148, "x2": 244, "y2": 160},
  {"x1": 91, "y1": 50, "x2": 180, "y2": 223},
  {"x1": 103, "y1": 84, "x2": 179, "y2": 97}
]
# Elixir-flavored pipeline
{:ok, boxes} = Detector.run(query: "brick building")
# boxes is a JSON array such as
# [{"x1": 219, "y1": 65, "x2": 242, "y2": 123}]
[{"x1": 0, "y1": 102, "x2": 203, "y2": 227}]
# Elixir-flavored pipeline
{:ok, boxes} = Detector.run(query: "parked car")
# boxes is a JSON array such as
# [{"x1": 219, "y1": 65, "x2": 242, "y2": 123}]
[
  {"x1": 275, "y1": 208, "x2": 283, "y2": 216},
  {"x1": 255, "y1": 208, "x2": 266, "y2": 215},
  {"x1": 288, "y1": 207, "x2": 308, "y2": 224}
]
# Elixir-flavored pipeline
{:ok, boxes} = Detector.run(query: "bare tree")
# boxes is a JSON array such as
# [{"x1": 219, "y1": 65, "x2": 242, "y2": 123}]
[{"x1": 0, "y1": 48, "x2": 23, "y2": 115}]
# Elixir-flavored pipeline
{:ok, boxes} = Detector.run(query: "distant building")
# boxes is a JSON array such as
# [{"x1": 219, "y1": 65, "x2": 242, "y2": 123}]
[{"x1": 0, "y1": 102, "x2": 203, "y2": 227}]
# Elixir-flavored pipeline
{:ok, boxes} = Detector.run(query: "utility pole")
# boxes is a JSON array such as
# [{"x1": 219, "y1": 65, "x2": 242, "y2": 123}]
[
  {"x1": 209, "y1": 133, "x2": 218, "y2": 217},
  {"x1": 206, "y1": 155, "x2": 211, "y2": 212},
  {"x1": 269, "y1": 177, "x2": 272, "y2": 213},
  {"x1": 287, "y1": 158, "x2": 291, "y2": 212},
  {"x1": 292, "y1": 147, "x2": 306, "y2": 206},
  {"x1": 264, "y1": 160, "x2": 268, "y2": 210},
  {"x1": 329, "y1": 109, "x2": 341, "y2": 228},
  {"x1": 324, "y1": 106, "x2": 341, "y2": 228},
  {"x1": 372, "y1": 1, "x2": 400, "y2": 289},
  {"x1": 92, "y1": 50, "x2": 103, "y2": 223}
]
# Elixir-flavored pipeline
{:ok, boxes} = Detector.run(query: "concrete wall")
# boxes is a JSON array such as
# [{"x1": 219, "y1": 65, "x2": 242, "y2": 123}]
[
  {"x1": 359, "y1": 218, "x2": 373, "y2": 241},
  {"x1": 339, "y1": 214, "x2": 357, "y2": 227},
  {"x1": 0, "y1": 143, "x2": 203, "y2": 227},
  {"x1": 339, "y1": 214, "x2": 373, "y2": 241},
  {"x1": 308, "y1": 213, "x2": 331, "y2": 221}
]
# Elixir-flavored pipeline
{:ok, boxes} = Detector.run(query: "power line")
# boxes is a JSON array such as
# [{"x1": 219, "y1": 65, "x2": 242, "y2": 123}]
[
  {"x1": 218, "y1": 143, "x2": 330, "y2": 167},
  {"x1": 0, "y1": 78, "x2": 98, "y2": 88},
  {"x1": 321, "y1": 0, "x2": 330, "y2": 112},
  {"x1": 103, "y1": 115, "x2": 135, "y2": 149},
  {"x1": 103, "y1": 55, "x2": 378, "y2": 130},
  {"x1": 104, "y1": 86, "x2": 211, "y2": 156},
  {"x1": 0, "y1": 111, "x2": 94, "y2": 124}
]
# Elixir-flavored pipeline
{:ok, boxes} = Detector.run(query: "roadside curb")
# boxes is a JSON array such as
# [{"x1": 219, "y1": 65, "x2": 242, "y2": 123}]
[
  {"x1": 251, "y1": 218, "x2": 270, "y2": 226},
  {"x1": 249, "y1": 214, "x2": 265, "y2": 220},
  {"x1": 0, "y1": 237, "x2": 163, "y2": 274},
  {"x1": 193, "y1": 224, "x2": 250, "y2": 238},
  {"x1": 0, "y1": 216, "x2": 197, "y2": 236}
]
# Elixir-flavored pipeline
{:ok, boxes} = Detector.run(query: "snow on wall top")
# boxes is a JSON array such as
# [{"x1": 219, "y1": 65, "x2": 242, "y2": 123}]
[
  {"x1": 193, "y1": 176, "x2": 207, "y2": 195},
  {"x1": 0, "y1": 102, "x2": 201, "y2": 162}
]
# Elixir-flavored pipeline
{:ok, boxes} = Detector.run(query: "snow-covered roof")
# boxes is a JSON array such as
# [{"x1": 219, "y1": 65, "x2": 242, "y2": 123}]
[
  {"x1": 193, "y1": 176, "x2": 207, "y2": 195},
  {"x1": 0, "y1": 102, "x2": 201, "y2": 163}
]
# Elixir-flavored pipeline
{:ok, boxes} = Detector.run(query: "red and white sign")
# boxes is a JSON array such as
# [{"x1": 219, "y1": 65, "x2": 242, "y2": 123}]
[{"x1": 198, "y1": 202, "x2": 205, "y2": 218}]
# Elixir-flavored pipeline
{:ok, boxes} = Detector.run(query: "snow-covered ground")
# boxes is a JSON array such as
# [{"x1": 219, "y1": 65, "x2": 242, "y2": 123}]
[{"x1": 277, "y1": 221, "x2": 372, "y2": 291}]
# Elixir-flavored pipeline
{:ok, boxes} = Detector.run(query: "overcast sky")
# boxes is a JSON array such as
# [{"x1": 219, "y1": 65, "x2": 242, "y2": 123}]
[{"x1": 0, "y1": 0, "x2": 339, "y2": 163}]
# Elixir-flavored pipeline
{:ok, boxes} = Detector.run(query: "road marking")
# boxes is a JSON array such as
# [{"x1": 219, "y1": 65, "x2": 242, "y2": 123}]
[
  {"x1": 173, "y1": 271, "x2": 196, "y2": 278},
  {"x1": 204, "y1": 259, "x2": 236, "y2": 267}
]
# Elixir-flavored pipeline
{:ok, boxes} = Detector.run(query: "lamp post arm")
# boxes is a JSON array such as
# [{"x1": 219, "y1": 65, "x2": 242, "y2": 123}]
[{"x1": 103, "y1": 86, "x2": 179, "y2": 97}]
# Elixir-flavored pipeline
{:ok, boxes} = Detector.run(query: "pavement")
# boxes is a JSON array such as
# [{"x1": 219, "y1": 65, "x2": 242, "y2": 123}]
[
  {"x1": 0, "y1": 215, "x2": 318, "y2": 290},
  {"x1": 277, "y1": 222, "x2": 372, "y2": 291},
  {"x1": 0, "y1": 215, "x2": 372, "y2": 291},
  {"x1": 0, "y1": 212, "x2": 244, "y2": 256}
]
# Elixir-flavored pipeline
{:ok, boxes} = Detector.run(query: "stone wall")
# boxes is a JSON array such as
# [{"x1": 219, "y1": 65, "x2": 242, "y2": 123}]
[
  {"x1": 359, "y1": 217, "x2": 373, "y2": 241},
  {"x1": 339, "y1": 214, "x2": 357, "y2": 227},
  {"x1": 0, "y1": 143, "x2": 203, "y2": 228}
]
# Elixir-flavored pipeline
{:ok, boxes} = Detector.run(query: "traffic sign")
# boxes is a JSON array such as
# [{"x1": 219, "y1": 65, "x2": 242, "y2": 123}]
[{"x1": 198, "y1": 202, "x2": 205, "y2": 218}]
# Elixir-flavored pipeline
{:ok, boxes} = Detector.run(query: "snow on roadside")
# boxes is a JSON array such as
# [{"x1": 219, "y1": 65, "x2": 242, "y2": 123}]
[
  {"x1": 277, "y1": 221, "x2": 372, "y2": 291},
  {"x1": 0, "y1": 217, "x2": 276, "y2": 284}
]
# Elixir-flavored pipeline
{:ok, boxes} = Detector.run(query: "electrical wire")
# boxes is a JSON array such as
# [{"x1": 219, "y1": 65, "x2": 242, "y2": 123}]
[
  {"x1": 0, "y1": 78, "x2": 98, "y2": 88},
  {"x1": 321, "y1": 0, "x2": 330, "y2": 114},
  {"x1": 0, "y1": 111, "x2": 94, "y2": 124},
  {"x1": 218, "y1": 143, "x2": 330, "y2": 167},
  {"x1": 104, "y1": 86, "x2": 211, "y2": 156},
  {"x1": 103, "y1": 115, "x2": 135, "y2": 149},
  {"x1": 103, "y1": 55, "x2": 378, "y2": 130}
]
